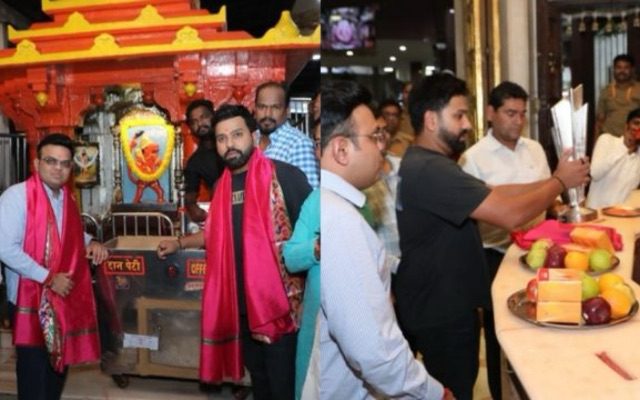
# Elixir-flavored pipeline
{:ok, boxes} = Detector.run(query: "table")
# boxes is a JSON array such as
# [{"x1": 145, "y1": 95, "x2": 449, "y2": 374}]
[{"x1": 493, "y1": 196, "x2": 640, "y2": 399}]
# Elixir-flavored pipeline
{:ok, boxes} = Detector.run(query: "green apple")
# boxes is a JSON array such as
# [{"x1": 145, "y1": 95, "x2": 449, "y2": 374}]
[
  {"x1": 589, "y1": 249, "x2": 613, "y2": 272},
  {"x1": 581, "y1": 273, "x2": 599, "y2": 300},
  {"x1": 531, "y1": 238, "x2": 553, "y2": 252},
  {"x1": 526, "y1": 248, "x2": 547, "y2": 270}
]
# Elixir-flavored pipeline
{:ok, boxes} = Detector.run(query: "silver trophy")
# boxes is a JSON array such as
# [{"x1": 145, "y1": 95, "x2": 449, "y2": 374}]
[{"x1": 550, "y1": 85, "x2": 597, "y2": 222}]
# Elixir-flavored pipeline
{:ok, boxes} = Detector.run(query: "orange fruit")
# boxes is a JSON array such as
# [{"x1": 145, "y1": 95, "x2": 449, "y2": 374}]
[
  {"x1": 601, "y1": 287, "x2": 633, "y2": 319},
  {"x1": 564, "y1": 251, "x2": 589, "y2": 271},
  {"x1": 598, "y1": 273, "x2": 625, "y2": 293}
]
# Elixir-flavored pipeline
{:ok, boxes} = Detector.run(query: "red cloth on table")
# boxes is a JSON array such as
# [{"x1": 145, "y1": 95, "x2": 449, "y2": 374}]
[{"x1": 511, "y1": 219, "x2": 623, "y2": 251}]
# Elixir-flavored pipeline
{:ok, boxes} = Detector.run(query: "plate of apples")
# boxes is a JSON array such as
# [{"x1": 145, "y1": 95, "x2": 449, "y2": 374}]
[{"x1": 508, "y1": 268, "x2": 638, "y2": 328}]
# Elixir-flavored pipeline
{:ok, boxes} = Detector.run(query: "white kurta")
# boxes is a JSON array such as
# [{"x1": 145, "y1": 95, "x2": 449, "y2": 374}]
[{"x1": 586, "y1": 133, "x2": 640, "y2": 209}]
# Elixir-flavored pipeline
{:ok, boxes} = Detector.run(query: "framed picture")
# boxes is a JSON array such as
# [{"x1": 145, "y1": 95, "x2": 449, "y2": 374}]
[
  {"x1": 73, "y1": 142, "x2": 100, "y2": 188},
  {"x1": 119, "y1": 111, "x2": 175, "y2": 204}
]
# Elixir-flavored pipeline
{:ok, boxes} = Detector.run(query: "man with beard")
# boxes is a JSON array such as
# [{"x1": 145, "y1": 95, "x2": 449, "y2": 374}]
[
  {"x1": 458, "y1": 81, "x2": 551, "y2": 400},
  {"x1": 595, "y1": 54, "x2": 640, "y2": 138},
  {"x1": 320, "y1": 79, "x2": 450, "y2": 400},
  {"x1": 393, "y1": 73, "x2": 591, "y2": 399},
  {"x1": 255, "y1": 81, "x2": 319, "y2": 188},
  {"x1": 184, "y1": 99, "x2": 224, "y2": 223},
  {"x1": 157, "y1": 104, "x2": 311, "y2": 400}
]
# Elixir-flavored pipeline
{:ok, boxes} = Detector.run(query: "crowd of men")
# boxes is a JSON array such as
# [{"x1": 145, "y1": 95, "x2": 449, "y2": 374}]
[{"x1": 1, "y1": 52, "x2": 639, "y2": 400}]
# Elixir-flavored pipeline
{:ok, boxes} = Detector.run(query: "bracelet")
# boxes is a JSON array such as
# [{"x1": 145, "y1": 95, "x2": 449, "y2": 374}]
[
  {"x1": 552, "y1": 175, "x2": 567, "y2": 192},
  {"x1": 177, "y1": 237, "x2": 184, "y2": 250}
]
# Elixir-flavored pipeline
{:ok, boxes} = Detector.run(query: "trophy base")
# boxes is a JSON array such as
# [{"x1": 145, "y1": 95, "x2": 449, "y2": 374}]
[{"x1": 558, "y1": 206, "x2": 598, "y2": 223}]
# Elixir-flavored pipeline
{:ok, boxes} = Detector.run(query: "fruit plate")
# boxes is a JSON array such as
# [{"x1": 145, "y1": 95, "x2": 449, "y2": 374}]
[
  {"x1": 602, "y1": 206, "x2": 640, "y2": 218},
  {"x1": 507, "y1": 289, "x2": 638, "y2": 329},
  {"x1": 519, "y1": 254, "x2": 619, "y2": 276}
]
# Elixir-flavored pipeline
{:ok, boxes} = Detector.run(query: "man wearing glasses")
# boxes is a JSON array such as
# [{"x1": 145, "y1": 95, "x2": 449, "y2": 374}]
[
  {"x1": 320, "y1": 80, "x2": 450, "y2": 400},
  {"x1": 0, "y1": 133, "x2": 109, "y2": 400}
]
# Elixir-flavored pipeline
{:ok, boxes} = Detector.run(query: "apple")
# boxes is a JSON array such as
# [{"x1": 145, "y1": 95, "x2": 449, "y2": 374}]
[
  {"x1": 526, "y1": 278, "x2": 538, "y2": 302},
  {"x1": 526, "y1": 248, "x2": 547, "y2": 270},
  {"x1": 545, "y1": 244, "x2": 567, "y2": 268},
  {"x1": 581, "y1": 273, "x2": 599, "y2": 300},
  {"x1": 531, "y1": 238, "x2": 553, "y2": 252},
  {"x1": 612, "y1": 282, "x2": 637, "y2": 305},
  {"x1": 582, "y1": 297, "x2": 612, "y2": 325},
  {"x1": 589, "y1": 248, "x2": 613, "y2": 273}
]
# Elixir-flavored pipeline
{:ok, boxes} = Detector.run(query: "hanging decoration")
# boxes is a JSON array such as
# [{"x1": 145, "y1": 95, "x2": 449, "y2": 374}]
[{"x1": 563, "y1": 7, "x2": 640, "y2": 34}]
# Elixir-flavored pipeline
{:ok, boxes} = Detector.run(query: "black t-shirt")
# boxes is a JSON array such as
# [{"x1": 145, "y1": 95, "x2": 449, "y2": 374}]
[
  {"x1": 393, "y1": 146, "x2": 491, "y2": 332},
  {"x1": 231, "y1": 159, "x2": 312, "y2": 315},
  {"x1": 184, "y1": 146, "x2": 223, "y2": 194}
]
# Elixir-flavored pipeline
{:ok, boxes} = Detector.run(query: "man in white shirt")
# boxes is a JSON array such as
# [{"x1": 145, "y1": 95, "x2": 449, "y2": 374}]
[
  {"x1": 459, "y1": 81, "x2": 550, "y2": 400},
  {"x1": 587, "y1": 108, "x2": 640, "y2": 209},
  {"x1": 320, "y1": 80, "x2": 450, "y2": 400}
]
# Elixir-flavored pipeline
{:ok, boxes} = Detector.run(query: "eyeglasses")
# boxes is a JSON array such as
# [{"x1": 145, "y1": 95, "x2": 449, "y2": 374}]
[
  {"x1": 352, "y1": 127, "x2": 387, "y2": 145},
  {"x1": 40, "y1": 156, "x2": 73, "y2": 169}
]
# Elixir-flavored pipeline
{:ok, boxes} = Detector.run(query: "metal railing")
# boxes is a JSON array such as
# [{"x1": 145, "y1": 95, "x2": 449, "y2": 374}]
[{"x1": 108, "y1": 212, "x2": 175, "y2": 238}]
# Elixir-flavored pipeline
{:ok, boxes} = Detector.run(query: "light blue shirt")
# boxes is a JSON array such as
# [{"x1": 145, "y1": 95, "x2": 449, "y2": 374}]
[
  {"x1": 264, "y1": 122, "x2": 319, "y2": 188},
  {"x1": 320, "y1": 169, "x2": 444, "y2": 399},
  {"x1": 0, "y1": 181, "x2": 91, "y2": 304}
]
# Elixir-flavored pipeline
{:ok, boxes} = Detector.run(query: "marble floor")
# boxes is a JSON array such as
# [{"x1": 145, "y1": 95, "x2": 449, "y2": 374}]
[{"x1": 0, "y1": 329, "x2": 492, "y2": 400}]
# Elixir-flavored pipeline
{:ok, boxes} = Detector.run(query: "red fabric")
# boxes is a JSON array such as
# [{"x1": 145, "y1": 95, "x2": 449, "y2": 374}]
[
  {"x1": 200, "y1": 149, "x2": 295, "y2": 382},
  {"x1": 511, "y1": 219, "x2": 623, "y2": 251},
  {"x1": 14, "y1": 174, "x2": 100, "y2": 368}
]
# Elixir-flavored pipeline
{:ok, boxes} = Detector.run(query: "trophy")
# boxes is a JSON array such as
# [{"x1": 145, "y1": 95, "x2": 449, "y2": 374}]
[{"x1": 550, "y1": 85, "x2": 597, "y2": 222}]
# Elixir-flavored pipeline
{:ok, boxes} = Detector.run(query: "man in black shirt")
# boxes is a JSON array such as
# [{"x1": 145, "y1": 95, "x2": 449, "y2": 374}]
[
  {"x1": 393, "y1": 73, "x2": 591, "y2": 399},
  {"x1": 158, "y1": 105, "x2": 310, "y2": 400},
  {"x1": 184, "y1": 99, "x2": 224, "y2": 222}
]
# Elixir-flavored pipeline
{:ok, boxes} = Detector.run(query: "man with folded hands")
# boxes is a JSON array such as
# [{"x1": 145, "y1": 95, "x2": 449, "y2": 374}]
[{"x1": 0, "y1": 133, "x2": 109, "y2": 400}]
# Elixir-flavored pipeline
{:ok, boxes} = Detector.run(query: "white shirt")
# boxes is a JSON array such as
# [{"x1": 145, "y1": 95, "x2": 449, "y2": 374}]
[
  {"x1": 319, "y1": 169, "x2": 444, "y2": 400},
  {"x1": 0, "y1": 181, "x2": 92, "y2": 304},
  {"x1": 459, "y1": 130, "x2": 551, "y2": 249},
  {"x1": 586, "y1": 133, "x2": 640, "y2": 209}
]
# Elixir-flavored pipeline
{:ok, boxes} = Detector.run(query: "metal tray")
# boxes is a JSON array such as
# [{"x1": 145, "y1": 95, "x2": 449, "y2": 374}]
[
  {"x1": 602, "y1": 206, "x2": 640, "y2": 218},
  {"x1": 507, "y1": 289, "x2": 638, "y2": 329}
]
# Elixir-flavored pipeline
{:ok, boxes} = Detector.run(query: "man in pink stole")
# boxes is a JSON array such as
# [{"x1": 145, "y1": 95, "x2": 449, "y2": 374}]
[
  {"x1": 0, "y1": 134, "x2": 109, "y2": 400},
  {"x1": 157, "y1": 105, "x2": 311, "y2": 399}
]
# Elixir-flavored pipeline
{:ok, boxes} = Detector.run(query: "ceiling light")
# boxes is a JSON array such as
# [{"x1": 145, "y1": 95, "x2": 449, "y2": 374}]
[
  {"x1": 312, "y1": 53, "x2": 320, "y2": 61},
  {"x1": 346, "y1": 50, "x2": 354, "y2": 57},
  {"x1": 449, "y1": 8, "x2": 455, "y2": 14},
  {"x1": 389, "y1": 56, "x2": 396, "y2": 62},
  {"x1": 399, "y1": 45, "x2": 407, "y2": 52},
  {"x1": 425, "y1": 65, "x2": 437, "y2": 76},
  {"x1": 383, "y1": 67, "x2": 394, "y2": 73},
  {"x1": 320, "y1": 66, "x2": 329, "y2": 74}
]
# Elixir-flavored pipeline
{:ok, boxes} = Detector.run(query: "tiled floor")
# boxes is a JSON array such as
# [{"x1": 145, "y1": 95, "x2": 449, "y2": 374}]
[{"x1": 0, "y1": 333, "x2": 492, "y2": 400}]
